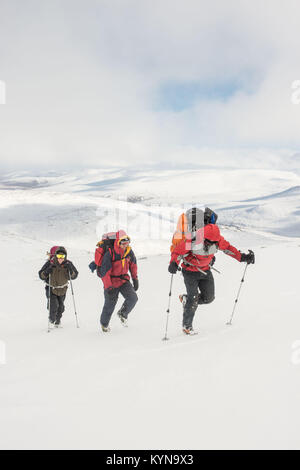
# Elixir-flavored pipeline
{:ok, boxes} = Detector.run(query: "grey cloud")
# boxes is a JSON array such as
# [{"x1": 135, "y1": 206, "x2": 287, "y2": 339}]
[{"x1": 0, "y1": 0, "x2": 300, "y2": 169}]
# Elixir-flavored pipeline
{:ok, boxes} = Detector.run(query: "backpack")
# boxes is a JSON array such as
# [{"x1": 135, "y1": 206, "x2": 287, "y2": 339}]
[
  {"x1": 170, "y1": 213, "x2": 188, "y2": 253},
  {"x1": 47, "y1": 246, "x2": 59, "y2": 261},
  {"x1": 204, "y1": 207, "x2": 218, "y2": 225},
  {"x1": 94, "y1": 232, "x2": 117, "y2": 267},
  {"x1": 186, "y1": 207, "x2": 205, "y2": 232},
  {"x1": 170, "y1": 209, "x2": 204, "y2": 253},
  {"x1": 170, "y1": 207, "x2": 218, "y2": 253}
]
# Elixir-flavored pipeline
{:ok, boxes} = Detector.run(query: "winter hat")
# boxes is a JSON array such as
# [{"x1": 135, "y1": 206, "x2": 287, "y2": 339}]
[
  {"x1": 117, "y1": 230, "x2": 131, "y2": 244},
  {"x1": 55, "y1": 246, "x2": 67, "y2": 257}
]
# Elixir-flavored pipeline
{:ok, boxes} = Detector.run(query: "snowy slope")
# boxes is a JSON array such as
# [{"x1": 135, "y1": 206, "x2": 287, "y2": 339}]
[
  {"x1": 1, "y1": 233, "x2": 300, "y2": 450},
  {"x1": 0, "y1": 166, "x2": 300, "y2": 449}
]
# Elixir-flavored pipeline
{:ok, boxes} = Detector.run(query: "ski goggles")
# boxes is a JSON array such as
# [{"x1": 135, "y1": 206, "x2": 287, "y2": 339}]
[
  {"x1": 56, "y1": 253, "x2": 66, "y2": 259},
  {"x1": 119, "y1": 238, "x2": 130, "y2": 244}
]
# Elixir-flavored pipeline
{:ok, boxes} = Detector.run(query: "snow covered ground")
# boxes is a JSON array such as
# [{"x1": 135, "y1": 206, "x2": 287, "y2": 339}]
[{"x1": 0, "y1": 166, "x2": 300, "y2": 449}]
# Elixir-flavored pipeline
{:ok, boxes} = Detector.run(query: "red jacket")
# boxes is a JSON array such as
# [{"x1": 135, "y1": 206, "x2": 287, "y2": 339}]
[
  {"x1": 170, "y1": 224, "x2": 241, "y2": 272},
  {"x1": 98, "y1": 231, "x2": 138, "y2": 289}
]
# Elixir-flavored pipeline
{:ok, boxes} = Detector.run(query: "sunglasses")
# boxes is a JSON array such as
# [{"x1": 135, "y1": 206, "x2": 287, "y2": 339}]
[
  {"x1": 56, "y1": 254, "x2": 66, "y2": 259},
  {"x1": 120, "y1": 239, "x2": 130, "y2": 244}
]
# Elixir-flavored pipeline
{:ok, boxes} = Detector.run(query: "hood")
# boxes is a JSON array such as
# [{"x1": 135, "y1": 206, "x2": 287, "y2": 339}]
[
  {"x1": 113, "y1": 230, "x2": 131, "y2": 257},
  {"x1": 204, "y1": 224, "x2": 220, "y2": 242},
  {"x1": 115, "y1": 230, "x2": 131, "y2": 245},
  {"x1": 54, "y1": 246, "x2": 67, "y2": 257}
]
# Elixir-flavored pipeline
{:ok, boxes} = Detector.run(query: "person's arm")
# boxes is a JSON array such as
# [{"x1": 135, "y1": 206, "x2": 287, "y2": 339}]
[
  {"x1": 38, "y1": 261, "x2": 53, "y2": 281},
  {"x1": 168, "y1": 238, "x2": 191, "y2": 273},
  {"x1": 219, "y1": 235, "x2": 255, "y2": 264},
  {"x1": 170, "y1": 238, "x2": 190, "y2": 264},
  {"x1": 129, "y1": 250, "x2": 138, "y2": 291},
  {"x1": 129, "y1": 250, "x2": 138, "y2": 279},
  {"x1": 65, "y1": 261, "x2": 78, "y2": 279},
  {"x1": 218, "y1": 236, "x2": 242, "y2": 261}
]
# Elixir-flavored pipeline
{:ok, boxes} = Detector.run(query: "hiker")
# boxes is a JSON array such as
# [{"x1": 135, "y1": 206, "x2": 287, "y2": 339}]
[
  {"x1": 39, "y1": 246, "x2": 78, "y2": 327},
  {"x1": 96, "y1": 230, "x2": 138, "y2": 332},
  {"x1": 168, "y1": 207, "x2": 255, "y2": 335}
]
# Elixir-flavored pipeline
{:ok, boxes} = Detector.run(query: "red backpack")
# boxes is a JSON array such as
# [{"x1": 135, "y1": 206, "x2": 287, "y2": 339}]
[
  {"x1": 47, "y1": 246, "x2": 59, "y2": 262},
  {"x1": 95, "y1": 233, "x2": 116, "y2": 267}
]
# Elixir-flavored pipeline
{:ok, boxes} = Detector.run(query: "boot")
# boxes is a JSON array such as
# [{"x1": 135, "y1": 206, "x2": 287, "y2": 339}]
[
  {"x1": 117, "y1": 306, "x2": 128, "y2": 326},
  {"x1": 101, "y1": 324, "x2": 111, "y2": 333},
  {"x1": 182, "y1": 325, "x2": 198, "y2": 336}
]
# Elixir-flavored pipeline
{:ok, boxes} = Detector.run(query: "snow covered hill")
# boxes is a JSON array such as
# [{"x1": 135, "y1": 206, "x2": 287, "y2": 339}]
[
  {"x1": 0, "y1": 166, "x2": 300, "y2": 449},
  {"x1": 1, "y1": 165, "x2": 300, "y2": 251}
]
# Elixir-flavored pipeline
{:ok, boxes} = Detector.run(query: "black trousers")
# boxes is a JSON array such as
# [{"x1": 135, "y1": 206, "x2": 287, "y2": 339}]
[
  {"x1": 46, "y1": 287, "x2": 66, "y2": 323},
  {"x1": 182, "y1": 269, "x2": 215, "y2": 328},
  {"x1": 100, "y1": 281, "x2": 138, "y2": 328}
]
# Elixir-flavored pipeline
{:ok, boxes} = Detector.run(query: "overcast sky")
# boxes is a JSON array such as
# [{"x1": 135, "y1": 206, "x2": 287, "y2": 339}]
[{"x1": 0, "y1": 0, "x2": 300, "y2": 170}]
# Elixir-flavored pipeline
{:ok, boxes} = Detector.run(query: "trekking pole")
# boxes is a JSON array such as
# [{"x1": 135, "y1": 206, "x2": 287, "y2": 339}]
[
  {"x1": 226, "y1": 263, "x2": 249, "y2": 326},
  {"x1": 68, "y1": 271, "x2": 79, "y2": 328},
  {"x1": 47, "y1": 274, "x2": 51, "y2": 333},
  {"x1": 211, "y1": 266, "x2": 221, "y2": 274},
  {"x1": 162, "y1": 274, "x2": 174, "y2": 341}
]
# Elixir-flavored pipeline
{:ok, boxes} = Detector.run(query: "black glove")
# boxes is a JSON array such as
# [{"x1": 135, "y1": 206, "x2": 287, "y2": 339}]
[
  {"x1": 133, "y1": 278, "x2": 139, "y2": 291},
  {"x1": 240, "y1": 250, "x2": 255, "y2": 264},
  {"x1": 89, "y1": 261, "x2": 97, "y2": 273},
  {"x1": 44, "y1": 264, "x2": 54, "y2": 275},
  {"x1": 106, "y1": 286, "x2": 117, "y2": 297},
  {"x1": 168, "y1": 261, "x2": 179, "y2": 274},
  {"x1": 210, "y1": 255, "x2": 216, "y2": 267},
  {"x1": 64, "y1": 261, "x2": 72, "y2": 273}
]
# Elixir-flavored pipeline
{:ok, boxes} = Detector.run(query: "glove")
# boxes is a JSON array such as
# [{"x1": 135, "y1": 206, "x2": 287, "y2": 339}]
[
  {"x1": 240, "y1": 250, "x2": 255, "y2": 264},
  {"x1": 44, "y1": 264, "x2": 54, "y2": 275},
  {"x1": 133, "y1": 278, "x2": 139, "y2": 291},
  {"x1": 89, "y1": 261, "x2": 97, "y2": 273},
  {"x1": 106, "y1": 286, "x2": 117, "y2": 297},
  {"x1": 64, "y1": 261, "x2": 72, "y2": 273},
  {"x1": 168, "y1": 261, "x2": 179, "y2": 274},
  {"x1": 210, "y1": 256, "x2": 216, "y2": 267}
]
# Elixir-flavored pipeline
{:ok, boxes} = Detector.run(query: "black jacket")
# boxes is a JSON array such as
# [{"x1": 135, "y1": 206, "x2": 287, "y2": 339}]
[{"x1": 39, "y1": 259, "x2": 78, "y2": 296}]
